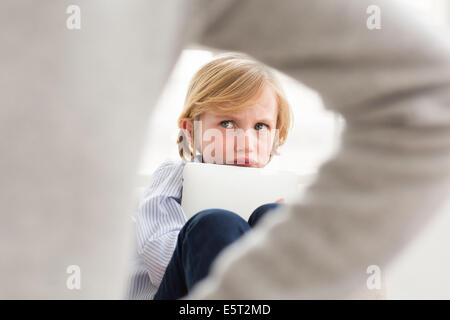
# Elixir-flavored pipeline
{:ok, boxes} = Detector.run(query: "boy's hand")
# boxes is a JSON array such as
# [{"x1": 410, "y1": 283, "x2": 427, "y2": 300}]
[{"x1": 274, "y1": 198, "x2": 285, "y2": 203}]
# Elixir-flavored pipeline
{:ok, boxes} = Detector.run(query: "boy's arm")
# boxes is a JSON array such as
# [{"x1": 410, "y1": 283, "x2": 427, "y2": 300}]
[
  {"x1": 135, "y1": 160, "x2": 186, "y2": 287},
  {"x1": 184, "y1": 0, "x2": 450, "y2": 298}
]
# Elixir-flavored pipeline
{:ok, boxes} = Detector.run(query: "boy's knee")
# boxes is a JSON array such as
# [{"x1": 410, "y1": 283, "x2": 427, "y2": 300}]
[
  {"x1": 254, "y1": 202, "x2": 281, "y2": 213},
  {"x1": 190, "y1": 209, "x2": 247, "y2": 230},
  {"x1": 180, "y1": 210, "x2": 249, "y2": 248},
  {"x1": 182, "y1": 210, "x2": 250, "y2": 239},
  {"x1": 248, "y1": 202, "x2": 282, "y2": 227}
]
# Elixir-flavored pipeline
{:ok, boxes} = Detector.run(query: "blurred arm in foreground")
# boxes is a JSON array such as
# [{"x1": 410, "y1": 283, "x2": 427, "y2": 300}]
[{"x1": 183, "y1": 0, "x2": 450, "y2": 299}]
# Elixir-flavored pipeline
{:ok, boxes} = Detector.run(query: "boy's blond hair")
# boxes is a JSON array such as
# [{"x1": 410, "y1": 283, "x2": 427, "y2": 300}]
[{"x1": 177, "y1": 52, "x2": 293, "y2": 162}]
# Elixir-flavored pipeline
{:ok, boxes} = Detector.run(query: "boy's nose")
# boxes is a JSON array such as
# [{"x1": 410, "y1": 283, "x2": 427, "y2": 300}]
[{"x1": 235, "y1": 130, "x2": 257, "y2": 154}]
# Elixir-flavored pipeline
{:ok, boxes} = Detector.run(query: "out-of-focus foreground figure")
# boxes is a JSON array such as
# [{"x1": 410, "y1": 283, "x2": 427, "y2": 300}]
[{"x1": 1, "y1": 0, "x2": 450, "y2": 299}]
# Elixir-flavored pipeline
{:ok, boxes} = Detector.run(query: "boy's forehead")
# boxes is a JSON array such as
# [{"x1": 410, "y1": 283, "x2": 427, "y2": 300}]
[
  {"x1": 208, "y1": 102, "x2": 278, "y2": 120},
  {"x1": 205, "y1": 85, "x2": 278, "y2": 120}
]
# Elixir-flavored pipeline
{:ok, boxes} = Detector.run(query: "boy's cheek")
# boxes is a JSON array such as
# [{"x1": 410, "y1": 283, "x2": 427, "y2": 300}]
[
  {"x1": 201, "y1": 135, "x2": 272, "y2": 165},
  {"x1": 257, "y1": 146, "x2": 270, "y2": 164},
  {"x1": 200, "y1": 139, "x2": 227, "y2": 164}
]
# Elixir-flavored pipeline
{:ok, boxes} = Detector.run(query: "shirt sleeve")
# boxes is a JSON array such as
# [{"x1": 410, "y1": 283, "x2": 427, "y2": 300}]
[
  {"x1": 184, "y1": 0, "x2": 450, "y2": 298},
  {"x1": 135, "y1": 159, "x2": 187, "y2": 287}
]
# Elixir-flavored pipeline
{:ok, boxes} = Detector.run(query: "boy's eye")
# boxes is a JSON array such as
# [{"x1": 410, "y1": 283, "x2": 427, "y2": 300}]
[
  {"x1": 220, "y1": 121, "x2": 269, "y2": 130},
  {"x1": 220, "y1": 120, "x2": 234, "y2": 129},
  {"x1": 255, "y1": 123, "x2": 269, "y2": 131}
]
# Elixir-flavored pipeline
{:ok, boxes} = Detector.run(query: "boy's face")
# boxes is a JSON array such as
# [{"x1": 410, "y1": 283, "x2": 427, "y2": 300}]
[{"x1": 190, "y1": 84, "x2": 279, "y2": 168}]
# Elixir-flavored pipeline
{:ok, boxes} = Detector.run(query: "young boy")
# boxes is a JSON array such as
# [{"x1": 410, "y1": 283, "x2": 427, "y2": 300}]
[{"x1": 128, "y1": 52, "x2": 293, "y2": 300}]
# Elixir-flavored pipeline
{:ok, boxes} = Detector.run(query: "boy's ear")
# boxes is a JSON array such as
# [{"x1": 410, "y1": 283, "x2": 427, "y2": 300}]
[{"x1": 180, "y1": 118, "x2": 194, "y2": 147}]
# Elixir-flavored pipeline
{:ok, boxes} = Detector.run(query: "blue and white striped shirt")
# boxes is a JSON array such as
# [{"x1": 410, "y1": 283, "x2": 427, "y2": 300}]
[{"x1": 127, "y1": 156, "x2": 201, "y2": 299}]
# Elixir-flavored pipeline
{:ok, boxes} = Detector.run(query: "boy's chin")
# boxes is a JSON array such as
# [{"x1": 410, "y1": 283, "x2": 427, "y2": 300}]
[
  {"x1": 201, "y1": 156, "x2": 269, "y2": 168},
  {"x1": 233, "y1": 163, "x2": 258, "y2": 168},
  {"x1": 203, "y1": 160, "x2": 260, "y2": 168},
  {"x1": 227, "y1": 161, "x2": 261, "y2": 168}
]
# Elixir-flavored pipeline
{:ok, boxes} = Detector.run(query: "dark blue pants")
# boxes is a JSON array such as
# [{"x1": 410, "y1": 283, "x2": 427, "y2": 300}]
[{"x1": 154, "y1": 203, "x2": 282, "y2": 300}]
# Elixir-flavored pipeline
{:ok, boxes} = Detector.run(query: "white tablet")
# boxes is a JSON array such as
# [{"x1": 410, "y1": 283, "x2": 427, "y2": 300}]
[{"x1": 181, "y1": 162, "x2": 312, "y2": 221}]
